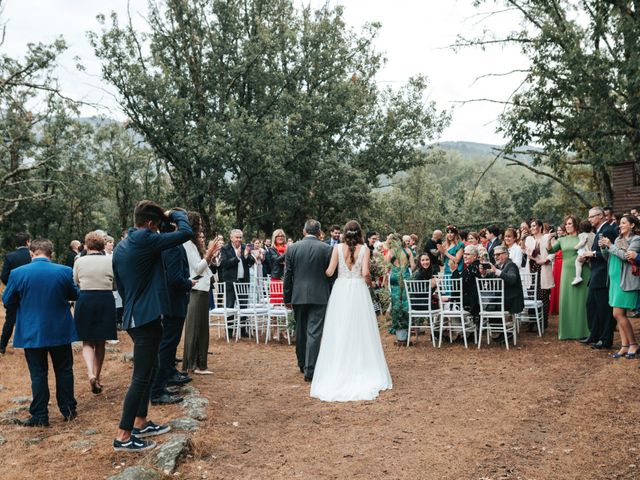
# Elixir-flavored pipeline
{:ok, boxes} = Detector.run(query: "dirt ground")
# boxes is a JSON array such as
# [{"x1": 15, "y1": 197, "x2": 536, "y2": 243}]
[{"x1": 1, "y1": 310, "x2": 640, "y2": 480}]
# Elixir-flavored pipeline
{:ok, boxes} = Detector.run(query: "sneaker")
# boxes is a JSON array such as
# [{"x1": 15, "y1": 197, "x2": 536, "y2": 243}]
[
  {"x1": 131, "y1": 420, "x2": 171, "y2": 438},
  {"x1": 113, "y1": 435, "x2": 156, "y2": 452},
  {"x1": 571, "y1": 277, "x2": 582, "y2": 286}
]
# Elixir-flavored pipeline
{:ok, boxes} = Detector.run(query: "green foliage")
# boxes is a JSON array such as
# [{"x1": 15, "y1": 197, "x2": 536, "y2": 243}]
[
  {"x1": 467, "y1": 1, "x2": 640, "y2": 205},
  {"x1": 367, "y1": 145, "x2": 585, "y2": 239},
  {"x1": 89, "y1": 0, "x2": 449, "y2": 237}
]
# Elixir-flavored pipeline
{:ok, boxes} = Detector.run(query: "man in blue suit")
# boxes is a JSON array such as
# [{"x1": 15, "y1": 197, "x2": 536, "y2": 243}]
[
  {"x1": 0, "y1": 232, "x2": 32, "y2": 354},
  {"x1": 2, "y1": 238, "x2": 79, "y2": 426},
  {"x1": 112, "y1": 201, "x2": 192, "y2": 453}
]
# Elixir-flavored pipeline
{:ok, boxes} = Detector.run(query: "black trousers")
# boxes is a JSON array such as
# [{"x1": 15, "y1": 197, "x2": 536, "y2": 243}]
[
  {"x1": 294, "y1": 304, "x2": 327, "y2": 379},
  {"x1": 0, "y1": 303, "x2": 17, "y2": 349},
  {"x1": 587, "y1": 286, "x2": 615, "y2": 346},
  {"x1": 24, "y1": 344, "x2": 76, "y2": 421},
  {"x1": 118, "y1": 319, "x2": 163, "y2": 431},
  {"x1": 151, "y1": 315, "x2": 185, "y2": 398}
]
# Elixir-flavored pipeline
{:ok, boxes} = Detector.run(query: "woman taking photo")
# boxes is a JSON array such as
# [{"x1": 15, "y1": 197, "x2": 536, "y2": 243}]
[
  {"x1": 599, "y1": 214, "x2": 640, "y2": 358},
  {"x1": 525, "y1": 218, "x2": 554, "y2": 329},
  {"x1": 438, "y1": 225, "x2": 464, "y2": 277},
  {"x1": 548, "y1": 216, "x2": 590, "y2": 339},
  {"x1": 73, "y1": 231, "x2": 116, "y2": 394}
]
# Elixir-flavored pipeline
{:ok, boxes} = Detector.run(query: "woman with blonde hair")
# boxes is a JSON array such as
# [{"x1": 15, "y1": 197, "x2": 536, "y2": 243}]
[{"x1": 386, "y1": 234, "x2": 415, "y2": 340}]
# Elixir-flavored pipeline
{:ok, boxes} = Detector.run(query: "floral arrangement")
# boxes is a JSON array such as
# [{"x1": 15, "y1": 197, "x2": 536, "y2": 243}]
[{"x1": 369, "y1": 250, "x2": 390, "y2": 314}]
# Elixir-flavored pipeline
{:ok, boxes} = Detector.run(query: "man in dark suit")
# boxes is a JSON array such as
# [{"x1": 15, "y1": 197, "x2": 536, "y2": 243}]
[
  {"x1": 150, "y1": 221, "x2": 195, "y2": 405},
  {"x1": 64, "y1": 240, "x2": 81, "y2": 267},
  {"x1": 284, "y1": 219, "x2": 333, "y2": 381},
  {"x1": 325, "y1": 225, "x2": 341, "y2": 247},
  {"x1": 112, "y1": 201, "x2": 192, "y2": 452},
  {"x1": 2, "y1": 238, "x2": 79, "y2": 426},
  {"x1": 485, "y1": 225, "x2": 501, "y2": 264},
  {"x1": 218, "y1": 229, "x2": 256, "y2": 308},
  {"x1": 0, "y1": 232, "x2": 31, "y2": 354},
  {"x1": 422, "y1": 229, "x2": 443, "y2": 274},
  {"x1": 581, "y1": 207, "x2": 618, "y2": 348},
  {"x1": 482, "y1": 245, "x2": 525, "y2": 315}
]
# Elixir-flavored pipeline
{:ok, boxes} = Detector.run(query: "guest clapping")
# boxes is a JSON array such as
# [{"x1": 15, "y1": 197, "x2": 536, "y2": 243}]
[{"x1": 600, "y1": 215, "x2": 640, "y2": 358}]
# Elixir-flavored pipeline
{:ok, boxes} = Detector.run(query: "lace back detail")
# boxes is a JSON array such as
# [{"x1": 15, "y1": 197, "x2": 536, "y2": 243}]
[{"x1": 338, "y1": 245, "x2": 365, "y2": 279}]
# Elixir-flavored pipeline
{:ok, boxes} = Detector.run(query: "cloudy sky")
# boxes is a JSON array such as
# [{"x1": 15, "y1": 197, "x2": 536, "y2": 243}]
[{"x1": 2, "y1": 0, "x2": 527, "y2": 145}]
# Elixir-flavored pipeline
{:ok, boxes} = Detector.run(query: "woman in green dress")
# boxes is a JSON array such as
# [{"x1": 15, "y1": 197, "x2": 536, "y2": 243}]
[
  {"x1": 599, "y1": 214, "x2": 640, "y2": 358},
  {"x1": 386, "y1": 236, "x2": 415, "y2": 339},
  {"x1": 548, "y1": 215, "x2": 591, "y2": 340}
]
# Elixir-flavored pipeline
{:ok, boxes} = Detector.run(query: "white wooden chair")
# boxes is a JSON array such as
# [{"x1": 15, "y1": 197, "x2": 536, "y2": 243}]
[
  {"x1": 233, "y1": 282, "x2": 269, "y2": 343},
  {"x1": 476, "y1": 277, "x2": 516, "y2": 349},
  {"x1": 405, "y1": 280, "x2": 440, "y2": 347},
  {"x1": 208, "y1": 283, "x2": 238, "y2": 342},
  {"x1": 436, "y1": 276, "x2": 477, "y2": 348},
  {"x1": 515, "y1": 272, "x2": 544, "y2": 336},
  {"x1": 264, "y1": 279, "x2": 291, "y2": 344}
]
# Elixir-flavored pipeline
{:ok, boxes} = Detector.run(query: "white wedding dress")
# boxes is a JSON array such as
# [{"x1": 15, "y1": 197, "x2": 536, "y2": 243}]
[{"x1": 310, "y1": 245, "x2": 392, "y2": 402}]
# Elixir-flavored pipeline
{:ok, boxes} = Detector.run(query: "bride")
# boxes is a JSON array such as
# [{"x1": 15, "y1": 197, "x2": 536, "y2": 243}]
[{"x1": 310, "y1": 220, "x2": 392, "y2": 402}]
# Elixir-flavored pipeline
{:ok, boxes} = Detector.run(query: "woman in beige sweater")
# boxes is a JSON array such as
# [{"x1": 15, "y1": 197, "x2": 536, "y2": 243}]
[{"x1": 73, "y1": 231, "x2": 116, "y2": 394}]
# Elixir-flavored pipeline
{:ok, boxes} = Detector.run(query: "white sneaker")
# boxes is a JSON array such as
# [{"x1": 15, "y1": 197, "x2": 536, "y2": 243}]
[{"x1": 571, "y1": 277, "x2": 582, "y2": 286}]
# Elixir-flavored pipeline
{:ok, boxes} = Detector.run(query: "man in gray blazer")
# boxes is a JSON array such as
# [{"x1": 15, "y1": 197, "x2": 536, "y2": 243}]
[{"x1": 284, "y1": 219, "x2": 333, "y2": 382}]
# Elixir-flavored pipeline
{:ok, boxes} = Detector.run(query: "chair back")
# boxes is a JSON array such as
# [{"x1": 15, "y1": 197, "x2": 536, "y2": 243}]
[
  {"x1": 476, "y1": 277, "x2": 505, "y2": 314},
  {"x1": 233, "y1": 282, "x2": 262, "y2": 310},
  {"x1": 519, "y1": 272, "x2": 538, "y2": 302},
  {"x1": 405, "y1": 280, "x2": 436, "y2": 312},
  {"x1": 437, "y1": 276, "x2": 463, "y2": 311},
  {"x1": 269, "y1": 280, "x2": 285, "y2": 306},
  {"x1": 211, "y1": 282, "x2": 227, "y2": 309}
]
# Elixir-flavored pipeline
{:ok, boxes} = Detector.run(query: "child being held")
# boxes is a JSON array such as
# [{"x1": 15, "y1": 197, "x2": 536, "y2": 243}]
[{"x1": 572, "y1": 220, "x2": 595, "y2": 285}]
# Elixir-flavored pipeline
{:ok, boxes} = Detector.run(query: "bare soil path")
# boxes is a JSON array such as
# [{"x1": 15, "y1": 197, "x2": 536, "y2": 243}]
[{"x1": 1, "y1": 313, "x2": 639, "y2": 480}]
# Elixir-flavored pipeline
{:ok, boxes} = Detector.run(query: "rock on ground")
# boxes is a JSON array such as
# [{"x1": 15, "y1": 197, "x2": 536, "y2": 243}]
[
  {"x1": 146, "y1": 434, "x2": 191, "y2": 474},
  {"x1": 168, "y1": 416, "x2": 201, "y2": 432},
  {"x1": 107, "y1": 466, "x2": 164, "y2": 480},
  {"x1": 181, "y1": 395, "x2": 208, "y2": 421}
]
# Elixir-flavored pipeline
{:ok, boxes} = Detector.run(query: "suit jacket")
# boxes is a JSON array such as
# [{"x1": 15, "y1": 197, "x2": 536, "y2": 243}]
[
  {"x1": 284, "y1": 236, "x2": 333, "y2": 305},
  {"x1": 2, "y1": 258, "x2": 79, "y2": 348},
  {"x1": 588, "y1": 223, "x2": 617, "y2": 289},
  {"x1": 1, "y1": 246, "x2": 31, "y2": 285},
  {"x1": 162, "y1": 244, "x2": 192, "y2": 318},
  {"x1": 493, "y1": 259, "x2": 524, "y2": 314},
  {"x1": 218, "y1": 242, "x2": 256, "y2": 283},
  {"x1": 452, "y1": 260, "x2": 481, "y2": 315},
  {"x1": 486, "y1": 237, "x2": 499, "y2": 264},
  {"x1": 113, "y1": 211, "x2": 193, "y2": 330}
]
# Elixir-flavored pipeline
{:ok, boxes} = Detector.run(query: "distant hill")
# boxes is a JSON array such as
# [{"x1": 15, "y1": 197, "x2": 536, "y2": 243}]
[{"x1": 435, "y1": 141, "x2": 502, "y2": 157}]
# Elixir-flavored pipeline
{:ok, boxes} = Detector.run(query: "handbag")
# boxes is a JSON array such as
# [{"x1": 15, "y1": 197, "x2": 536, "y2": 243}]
[{"x1": 630, "y1": 261, "x2": 640, "y2": 277}]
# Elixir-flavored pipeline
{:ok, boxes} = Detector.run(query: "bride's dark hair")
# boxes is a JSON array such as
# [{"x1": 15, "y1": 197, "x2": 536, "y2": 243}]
[{"x1": 343, "y1": 220, "x2": 363, "y2": 264}]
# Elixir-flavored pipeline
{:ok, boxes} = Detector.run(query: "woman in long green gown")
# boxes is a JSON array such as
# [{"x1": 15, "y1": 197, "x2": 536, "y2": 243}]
[
  {"x1": 549, "y1": 215, "x2": 591, "y2": 340},
  {"x1": 386, "y1": 237, "x2": 415, "y2": 337}
]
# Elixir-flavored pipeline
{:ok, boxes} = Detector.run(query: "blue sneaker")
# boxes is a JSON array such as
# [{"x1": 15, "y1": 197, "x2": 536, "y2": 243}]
[
  {"x1": 131, "y1": 420, "x2": 171, "y2": 438},
  {"x1": 113, "y1": 435, "x2": 156, "y2": 452}
]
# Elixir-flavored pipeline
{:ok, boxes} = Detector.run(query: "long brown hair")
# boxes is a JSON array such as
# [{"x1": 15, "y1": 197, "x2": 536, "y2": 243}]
[
  {"x1": 187, "y1": 211, "x2": 205, "y2": 257},
  {"x1": 343, "y1": 220, "x2": 363, "y2": 264}
]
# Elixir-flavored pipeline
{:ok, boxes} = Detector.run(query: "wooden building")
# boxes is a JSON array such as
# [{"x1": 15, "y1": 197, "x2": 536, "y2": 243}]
[{"x1": 612, "y1": 162, "x2": 640, "y2": 213}]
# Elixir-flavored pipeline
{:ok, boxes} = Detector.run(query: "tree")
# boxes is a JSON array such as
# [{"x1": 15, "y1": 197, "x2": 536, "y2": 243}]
[
  {"x1": 90, "y1": 0, "x2": 449, "y2": 236},
  {"x1": 462, "y1": 0, "x2": 639, "y2": 206}
]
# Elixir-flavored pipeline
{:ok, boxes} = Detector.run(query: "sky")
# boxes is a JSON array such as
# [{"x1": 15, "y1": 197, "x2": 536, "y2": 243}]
[{"x1": 1, "y1": 0, "x2": 528, "y2": 145}]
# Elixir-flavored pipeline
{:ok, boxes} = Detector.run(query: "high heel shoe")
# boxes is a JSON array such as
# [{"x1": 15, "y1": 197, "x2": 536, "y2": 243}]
[
  {"x1": 610, "y1": 345, "x2": 630, "y2": 358},
  {"x1": 625, "y1": 343, "x2": 638, "y2": 359}
]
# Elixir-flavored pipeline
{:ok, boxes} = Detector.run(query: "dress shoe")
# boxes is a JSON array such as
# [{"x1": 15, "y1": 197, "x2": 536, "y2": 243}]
[
  {"x1": 63, "y1": 411, "x2": 78, "y2": 422},
  {"x1": 0, "y1": 345, "x2": 6, "y2": 354},
  {"x1": 20, "y1": 417, "x2": 49, "y2": 427},
  {"x1": 591, "y1": 341, "x2": 611, "y2": 350},
  {"x1": 304, "y1": 376, "x2": 312, "y2": 383},
  {"x1": 166, "y1": 374, "x2": 192, "y2": 386},
  {"x1": 151, "y1": 393, "x2": 184, "y2": 405},
  {"x1": 579, "y1": 337, "x2": 594, "y2": 344}
]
